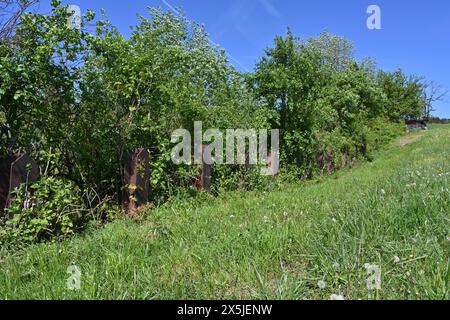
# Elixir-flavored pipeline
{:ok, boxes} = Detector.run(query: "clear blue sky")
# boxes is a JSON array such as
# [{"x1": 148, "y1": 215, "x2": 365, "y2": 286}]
[{"x1": 39, "y1": 0, "x2": 450, "y2": 117}]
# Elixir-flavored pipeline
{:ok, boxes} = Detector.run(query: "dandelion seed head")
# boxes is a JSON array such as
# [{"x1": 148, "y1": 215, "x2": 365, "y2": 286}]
[{"x1": 317, "y1": 280, "x2": 326, "y2": 289}]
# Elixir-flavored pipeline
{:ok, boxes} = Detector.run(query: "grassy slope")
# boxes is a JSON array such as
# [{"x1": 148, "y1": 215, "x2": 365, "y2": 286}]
[{"x1": 0, "y1": 126, "x2": 449, "y2": 300}]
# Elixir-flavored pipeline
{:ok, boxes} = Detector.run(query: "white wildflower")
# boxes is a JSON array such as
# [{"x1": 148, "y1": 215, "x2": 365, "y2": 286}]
[
  {"x1": 394, "y1": 256, "x2": 401, "y2": 263},
  {"x1": 317, "y1": 280, "x2": 327, "y2": 289},
  {"x1": 330, "y1": 294, "x2": 345, "y2": 300}
]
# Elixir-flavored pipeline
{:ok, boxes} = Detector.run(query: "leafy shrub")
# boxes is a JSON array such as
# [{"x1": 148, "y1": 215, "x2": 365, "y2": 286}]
[
  {"x1": 366, "y1": 118, "x2": 406, "y2": 158},
  {"x1": 0, "y1": 177, "x2": 87, "y2": 249}
]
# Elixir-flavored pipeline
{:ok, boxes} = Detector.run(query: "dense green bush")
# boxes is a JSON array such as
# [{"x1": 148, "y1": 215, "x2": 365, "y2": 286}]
[
  {"x1": 365, "y1": 118, "x2": 406, "y2": 158},
  {"x1": 0, "y1": 177, "x2": 86, "y2": 249}
]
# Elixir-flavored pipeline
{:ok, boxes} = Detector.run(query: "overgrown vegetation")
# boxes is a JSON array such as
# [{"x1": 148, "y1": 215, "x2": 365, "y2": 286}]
[
  {"x1": 0, "y1": 125, "x2": 448, "y2": 299},
  {"x1": 0, "y1": 1, "x2": 440, "y2": 248}
]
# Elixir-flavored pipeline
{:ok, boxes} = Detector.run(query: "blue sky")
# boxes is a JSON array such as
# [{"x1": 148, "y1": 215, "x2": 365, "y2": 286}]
[{"x1": 39, "y1": 0, "x2": 450, "y2": 117}]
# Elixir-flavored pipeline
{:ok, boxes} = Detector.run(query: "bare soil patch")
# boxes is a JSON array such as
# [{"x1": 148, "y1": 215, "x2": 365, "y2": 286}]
[{"x1": 396, "y1": 134, "x2": 422, "y2": 147}]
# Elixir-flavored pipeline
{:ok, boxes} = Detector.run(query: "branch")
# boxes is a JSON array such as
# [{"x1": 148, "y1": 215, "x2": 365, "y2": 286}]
[
  {"x1": 427, "y1": 81, "x2": 448, "y2": 103},
  {"x1": 0, "y1": 0, "x2": 39, "y2": 40}
]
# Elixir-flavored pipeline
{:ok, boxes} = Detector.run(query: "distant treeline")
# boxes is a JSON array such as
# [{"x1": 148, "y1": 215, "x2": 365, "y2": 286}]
[{"x1": 429, "y1": 117, "x2": 450, "y2": 124}]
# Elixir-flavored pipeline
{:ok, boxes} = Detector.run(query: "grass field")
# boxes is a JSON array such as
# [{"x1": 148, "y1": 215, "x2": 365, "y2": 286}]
[{"x1": 0, "y1": 125, "x2": 449, "y2": 300}]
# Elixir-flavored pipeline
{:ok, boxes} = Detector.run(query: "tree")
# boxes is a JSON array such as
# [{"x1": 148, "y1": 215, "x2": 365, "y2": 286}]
[
  {"x1": 0, "y1": 0, "x2": 39, "y2": 40},
  {"x1": 307, "y1": 32, "x2": 354, "y2": 72},
  {"x1": 423, "y1": 82, "x2": 448, "y2": 120},
  {"x1": 75, "y1": 8, "x2": 267, "y2": 200},
  {"x1": 252, "y1": 30, "x2": 334, "y2": 170},
  {"x1": 0, "y1": 1, "x2": 93, "y2": 157},
  {"x1": 377, "y1": 69, "x2": 426, "y2": 121}
]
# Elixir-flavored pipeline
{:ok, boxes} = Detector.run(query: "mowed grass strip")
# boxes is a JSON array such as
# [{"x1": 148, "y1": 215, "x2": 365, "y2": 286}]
[{"x1": 0, "y1": 126, "x2": 449, "y2": 300}]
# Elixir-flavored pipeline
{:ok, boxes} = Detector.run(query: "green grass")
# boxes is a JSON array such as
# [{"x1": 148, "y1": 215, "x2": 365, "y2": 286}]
[{"x1": 1, "y1": 126, "x2": 449, "y2": 300}]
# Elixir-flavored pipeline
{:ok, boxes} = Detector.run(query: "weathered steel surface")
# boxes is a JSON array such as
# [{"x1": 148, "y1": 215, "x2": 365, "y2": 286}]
[
  {"x1": 0, "y1": 159, "x2": 11, "y2": 215},
  {"x1": 195, "y1": 145, "x2": 212, "y2": 191},
  {"x1": 11, "y1": 154, "x2": 39, "y2": 191},
  {"x1": 0, "y1": 154, "x2": 39, "y2": 216},
  {"x1": 122, "y1": 148, "x2": 150, "y2": 217}
]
